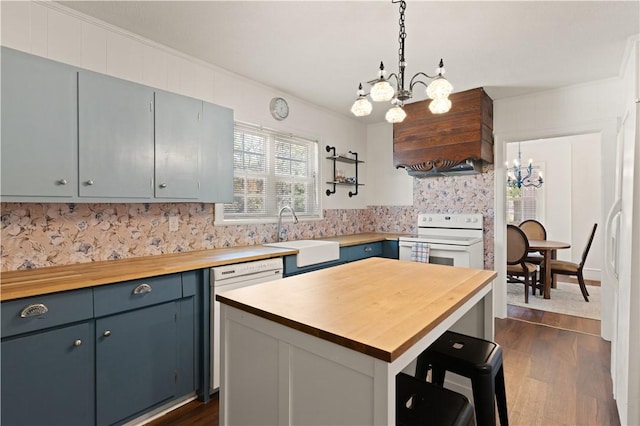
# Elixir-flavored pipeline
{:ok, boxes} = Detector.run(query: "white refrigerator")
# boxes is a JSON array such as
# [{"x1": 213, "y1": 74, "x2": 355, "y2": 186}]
[{"x1": 605, "y1": 91, "x2": 640, "y2": 424}]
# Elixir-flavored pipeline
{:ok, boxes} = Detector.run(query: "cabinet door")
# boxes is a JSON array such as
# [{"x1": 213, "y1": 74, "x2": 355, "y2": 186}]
[
  {"x1": 1, "y1": 322, "x2": 95, "y2": 426},
  {"x1": 78, "y1": 71, "x2": 154, "y2": 199},
  {"x1": 1, "y1": 47, "x2": 77, "y2": 198},
  {"x1": 96, "y1": 301, "x2": 178, "y2": 426},
  {"x1": 202, "y1": 101, "x2": 234, "y2": 202},
  {"x1": 154, "y1": 90, "x2": 201, "y2": 199}
]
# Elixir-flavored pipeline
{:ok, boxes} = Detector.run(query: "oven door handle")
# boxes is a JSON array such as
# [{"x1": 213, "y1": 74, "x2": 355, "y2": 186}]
[{"x1": 400, "y1": 241, "x2": 471, "y2": 252}]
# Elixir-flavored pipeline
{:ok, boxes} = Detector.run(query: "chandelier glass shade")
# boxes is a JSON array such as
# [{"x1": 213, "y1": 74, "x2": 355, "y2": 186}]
[
  {"x1": 350, "y1": 84, "x2": 373, "y2": 116},
  {"x1": 350, "y1": 0, "x2": 453, "y2": 123},
  {"x1": 370, "y1": 69, "x2": 396, "y2": 102},
  {"x1": 385, "y1": 105, "x2": 407, "y2": 123},
  {"x1": 506, "y1": 143, "x2": 544, "y2": 189},
  {"x1": 428, "y1": 97, "x2": 452, "y2": 114}
]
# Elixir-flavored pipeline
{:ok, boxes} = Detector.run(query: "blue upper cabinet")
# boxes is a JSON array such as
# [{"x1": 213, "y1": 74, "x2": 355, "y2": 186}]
[
  {"x1": 202, "y1": 101, "x2": 234, "y2": 202},
  {"x1": 78, "y1": 71, "x2": 155, "y2": 199},
  {"x1": 154, "y1": 90, "x2": 201, "y2": 199},
  {"x1": 0, "y1": 48, "x2": 234, "y2": 203},
  {"x1": 1, "y1": 47, "x2": 77, "y2": 198}
]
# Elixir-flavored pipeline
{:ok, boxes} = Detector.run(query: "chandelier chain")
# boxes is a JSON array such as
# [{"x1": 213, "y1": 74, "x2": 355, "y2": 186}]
[{"x1": 397, "y1": 0, "x2": 407, "y2": 92}]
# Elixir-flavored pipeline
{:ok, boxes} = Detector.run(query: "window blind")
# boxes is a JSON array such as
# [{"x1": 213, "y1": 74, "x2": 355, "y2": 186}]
[{"x1": 223, "y1": 122, "x2": 320, "y2": 221}]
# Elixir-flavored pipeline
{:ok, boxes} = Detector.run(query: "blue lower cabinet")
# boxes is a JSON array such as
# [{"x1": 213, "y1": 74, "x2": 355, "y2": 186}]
[
  {"x1": 96, "y1": 301, "x2": 178, "y2": 426},
  {"x1": 342, "y1": 242, "x2": 383, "y2": 262},
  {"x1": 1, "y1": 271, "x2": 202, "y2": 426},
  {"x1": 1, "y1": 322, "x2": 95, "y2": 426},
  {"x1": 283, "y1": 255, "x2": 345, "y2": 277},
  {"x1": 177, "y1": 297, "x2": 196, "y2": 396},
  {"x1": 284, "y1": 241, "x2": 398, "y2": 276},
  {"x1": 382, "y1": 240, "x2": 399, "y2": 259}
]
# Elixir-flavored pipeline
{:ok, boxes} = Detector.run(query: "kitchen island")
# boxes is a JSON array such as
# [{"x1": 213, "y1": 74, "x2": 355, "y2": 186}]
[{"x1": 216, "y1": 257, "x2": 496, "y2": 425}]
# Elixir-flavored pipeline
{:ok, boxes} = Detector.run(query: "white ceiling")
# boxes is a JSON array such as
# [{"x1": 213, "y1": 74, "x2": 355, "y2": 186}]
[{"x1": 57, "y1": 1, "x2": 639, "y2": 123}]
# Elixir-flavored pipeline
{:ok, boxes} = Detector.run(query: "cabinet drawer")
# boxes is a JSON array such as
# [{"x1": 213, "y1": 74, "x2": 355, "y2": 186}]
[
  {"x1": 1, "y1": 289, "x2": 93, "y2": 338},
  {"x1": 343, "y1": 242, "x2": 382, "y2": 262},
  {"x1": 93, "y1": 274, "x2": 182, "y2": 317}
]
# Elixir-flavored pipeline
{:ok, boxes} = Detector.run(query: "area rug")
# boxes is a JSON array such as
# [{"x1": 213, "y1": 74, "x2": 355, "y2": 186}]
[{"x1": 507, "y1": 281, "x2": 601, "y2": 320}]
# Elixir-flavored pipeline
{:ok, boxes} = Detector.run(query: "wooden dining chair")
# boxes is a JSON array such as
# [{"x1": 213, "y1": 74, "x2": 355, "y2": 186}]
[
  {"x1": 506, "y1": 225, "x2": 539, "y2": 303},
  {"x1": 519, "y1": 219, "x2": 546, "y2": 264},
  {"x1": 548, "y1": 223, "x2": 597, "y2": 302},
  {"x1": 519, "y1": 219, "x2": 547, "y2": 240}
]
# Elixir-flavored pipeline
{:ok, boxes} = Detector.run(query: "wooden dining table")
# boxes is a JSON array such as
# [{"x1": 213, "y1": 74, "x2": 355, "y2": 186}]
[{"x1": 528, "y1": 239, "x2": 571, "y2": 299}]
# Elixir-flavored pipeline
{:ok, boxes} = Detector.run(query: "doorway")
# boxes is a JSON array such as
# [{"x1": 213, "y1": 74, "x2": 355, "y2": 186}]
[{"x1": 504, "y1": 133, "x2": 603, "y2": 325}]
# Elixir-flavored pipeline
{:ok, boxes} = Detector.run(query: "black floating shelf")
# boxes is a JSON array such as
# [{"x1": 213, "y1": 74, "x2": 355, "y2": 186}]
[{"x1": 325, "y1": 145, "x2": 363, "y2": 197}]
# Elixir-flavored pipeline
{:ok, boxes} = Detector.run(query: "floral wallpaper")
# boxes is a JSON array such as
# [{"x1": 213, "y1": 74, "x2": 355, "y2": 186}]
[
  {"x1": 1, "y1": 166, "x2": 494, "y2": 272},
  {"x1": 365, "y1": 165, "x2": 495, "y2": 269}
]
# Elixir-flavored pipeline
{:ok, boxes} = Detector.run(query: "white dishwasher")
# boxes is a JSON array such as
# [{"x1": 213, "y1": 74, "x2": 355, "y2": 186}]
[{"x1": 210, "y1": 257, "x2": 283, "y2": 391}]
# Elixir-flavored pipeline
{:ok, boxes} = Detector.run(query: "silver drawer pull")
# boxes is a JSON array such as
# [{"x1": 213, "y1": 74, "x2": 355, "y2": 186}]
[
  {"x1": 20, "y1": 303, "x2": 48, "y2": 318},
  {"x1": 103, "y1": 330, "x2": 111, "y2": 337},
  {"x1": 58, "y1": 179, "x2": 67, "y2": 185},
  {"x1": 364, "y1": 247, "x2": 372, "y2": 252},
  {"x1": 159, "y1": 183, "x2": 167, "y2": 188},
  {"x1": 74, "y1": 339, "x2": 82, "y2": 347},
  {"x1": 132, "y1": 283, "x2": 152, "y2": 295}
]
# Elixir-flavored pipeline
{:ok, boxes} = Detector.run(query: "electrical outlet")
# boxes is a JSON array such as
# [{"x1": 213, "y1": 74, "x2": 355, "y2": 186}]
[{"x1": 169, "y1": 216, "x2": 179, "y2": 232}]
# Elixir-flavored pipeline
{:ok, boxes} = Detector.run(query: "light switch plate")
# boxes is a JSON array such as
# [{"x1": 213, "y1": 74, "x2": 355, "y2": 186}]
[{"x1": 169, "y1": 216, "x2": 179, "y2": 232}]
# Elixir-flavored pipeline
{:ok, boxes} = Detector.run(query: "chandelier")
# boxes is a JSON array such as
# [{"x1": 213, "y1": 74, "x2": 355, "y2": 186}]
[
  {"x1": 350, "y1": 0, "x2": 453, "y2": 123},
  {"x1": 506, "y1": 143, "x2": 544, "y2": 189}
]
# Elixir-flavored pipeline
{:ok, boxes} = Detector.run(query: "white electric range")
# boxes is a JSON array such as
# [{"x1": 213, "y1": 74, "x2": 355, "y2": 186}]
[{"x1": 398, "y1": 213, "x2": 484, "y2": 269}]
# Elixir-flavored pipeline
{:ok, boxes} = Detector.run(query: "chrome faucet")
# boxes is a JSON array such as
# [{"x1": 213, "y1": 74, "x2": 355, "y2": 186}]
[{"x1": 277, "y1": 206, "x2": 299, "y2": 241}]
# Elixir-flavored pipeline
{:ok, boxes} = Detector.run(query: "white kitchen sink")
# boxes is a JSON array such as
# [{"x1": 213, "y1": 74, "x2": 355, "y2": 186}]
[{"x1": 264, "y1": 240, "x2": 340, "y2": 267}]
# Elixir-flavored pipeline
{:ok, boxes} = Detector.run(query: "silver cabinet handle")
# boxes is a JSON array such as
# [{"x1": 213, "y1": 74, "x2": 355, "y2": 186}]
[
  {"x1": 132, "y1": 283, "x2": 152, "y2": 295},
  {"x1": 74, "y1": 339, "x2": 82, "y2": 347},
  {"x1": 20, "y1": 303, "x2": 48, "y2": 318},
  {"x1": 103, "y1": 330, "x2": 111, "y2": 337},
  {"x1": 364, "y1": 246, "x2": 373, "y2": 252},
  {"x1": 159, "y1": 183, "x2": 167, "y2": 188},
  {"x1": 86, "y1": 180, "x2": 94, "y2": 186},
  {"x1": 58, "y1": 179, "x2": 67, "y2": 185}
]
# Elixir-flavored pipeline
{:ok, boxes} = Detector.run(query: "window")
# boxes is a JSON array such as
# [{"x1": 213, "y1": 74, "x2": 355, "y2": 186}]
[
  {"x1": 506, "y1": 166, "x2": 545, "y2": 225},
  {"x1": 217, "y1": 122, "x2": 320, "y2": 223}
]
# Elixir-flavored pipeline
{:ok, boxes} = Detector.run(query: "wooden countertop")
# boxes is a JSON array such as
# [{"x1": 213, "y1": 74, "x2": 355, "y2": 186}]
[
  {"x1": 0, "y1": 233, "x2": 406, "y2": 301},
  {"x1": 321, "y1": 232, "x2": 406, "y2": 246},
  {"x1": 217, "y1": 258, "x2": 496, "y2": 362}
]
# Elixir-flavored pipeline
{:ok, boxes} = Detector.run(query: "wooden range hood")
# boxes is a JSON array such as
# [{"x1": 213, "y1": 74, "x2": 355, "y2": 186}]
[{"x1": 393, "y1": 87, "x2": 494, "y2": 177}]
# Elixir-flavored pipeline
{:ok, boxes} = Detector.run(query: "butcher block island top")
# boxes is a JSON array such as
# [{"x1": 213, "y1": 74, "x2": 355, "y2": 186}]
[{"x1": 216, "y1": 257, "x2": 496, "y2": 362}]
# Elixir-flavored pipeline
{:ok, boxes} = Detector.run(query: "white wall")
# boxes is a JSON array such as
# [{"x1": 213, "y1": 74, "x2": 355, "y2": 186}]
[
  {"x1": 0, "y1": 1, "x2": 370, "y2": 211},
  {"x1": 365, "y1": 122, "x2": 413, "y2": 206},
  {"x1": 506, "y1": 134, "x2": 602, "y2": 280}
]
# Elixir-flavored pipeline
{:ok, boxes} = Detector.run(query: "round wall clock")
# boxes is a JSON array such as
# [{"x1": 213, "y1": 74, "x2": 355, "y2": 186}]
[{"x1": 270, "y1": 97, "x2": 289, "y2": 121}]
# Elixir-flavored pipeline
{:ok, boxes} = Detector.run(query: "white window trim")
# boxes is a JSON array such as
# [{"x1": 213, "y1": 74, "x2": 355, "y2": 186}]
[{"x1": 214, "y1": 122, "x2": 324, "y2": 226}]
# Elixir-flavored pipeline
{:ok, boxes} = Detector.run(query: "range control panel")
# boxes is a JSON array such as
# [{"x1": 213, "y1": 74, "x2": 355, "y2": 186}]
[{"x1": 417, "y1": 213, "x2": 483, "y2": 230}]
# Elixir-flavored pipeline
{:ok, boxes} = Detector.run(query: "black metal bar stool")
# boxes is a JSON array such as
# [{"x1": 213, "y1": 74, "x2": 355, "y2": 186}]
[
  {"x1": 397, "y1": 372, "x2": 475, "y2": 426},
  {"x1": 415, "y1": 331, "x2": 508, "y2": 426}
]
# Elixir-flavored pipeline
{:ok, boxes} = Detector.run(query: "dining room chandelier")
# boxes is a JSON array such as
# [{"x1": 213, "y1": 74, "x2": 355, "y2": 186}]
[
  {"x1": 506, "y1": 143, "x2": 544, "y2": 189},
  {"x1": 350, "y1": 0, "x2": 453, "y2": 123}
]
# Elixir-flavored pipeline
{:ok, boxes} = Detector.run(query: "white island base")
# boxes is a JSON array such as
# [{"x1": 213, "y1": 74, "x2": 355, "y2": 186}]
[{"x1": 218, "y1": 260, "x2": 494, "y2": 425}]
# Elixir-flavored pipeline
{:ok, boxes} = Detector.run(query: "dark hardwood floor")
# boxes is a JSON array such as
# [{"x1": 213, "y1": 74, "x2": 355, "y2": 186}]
[{"x1": 149, "y1": 288, "x2": 619, "y2": 426}]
